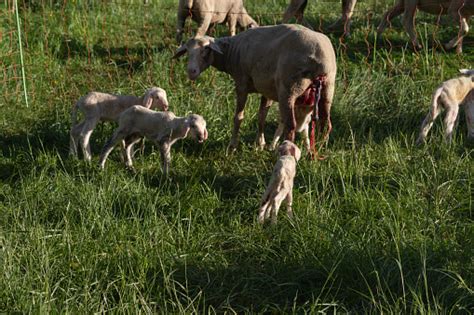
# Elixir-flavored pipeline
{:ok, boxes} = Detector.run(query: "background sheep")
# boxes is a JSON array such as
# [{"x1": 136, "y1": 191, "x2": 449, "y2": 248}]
[
  {"x1": 98, "y1": 106, "x2": 208, "y2": 175},
  {"x1": 69, "y1": 87, "x2": 168, "y2": 161},
  {"x1": 282, "y1": 0, "x2": 358, "y2": 35},
  {"x1": 377, "y1": 0, "x2": 473, "y2": 53},
  {"x1": 416, "y1": 69, "x2": 474, "y2": 144},
  {"x1": 174, "y1": 25, "x2": 337, "y2": 153},
  {"x1": 258, "y1": 140, "x2": 301, "y2": 224},
  {"x1": 176, "y1": 0, "x2": 258, "y2": 43}
]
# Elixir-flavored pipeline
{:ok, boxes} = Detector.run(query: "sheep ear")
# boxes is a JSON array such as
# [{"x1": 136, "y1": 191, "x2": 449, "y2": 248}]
[
  {"x1": 173, "y1": 44, "x2": 187, "y2": 59},
  {"x1": 208, "y1": 41, "x2": 223, "y2": 55},
  {"x1": 143, "y1": 93, "x2": 153, "y2": 108},
  {"x1": 293, "y1": 146, "x2": 301, "y2": 161}
]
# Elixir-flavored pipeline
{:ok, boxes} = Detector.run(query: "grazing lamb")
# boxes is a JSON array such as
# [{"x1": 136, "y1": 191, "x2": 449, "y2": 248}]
[
  {"x1": 377, "y1": 0, "x2": 474, "y2": 53},
  {"x1": 258, "y1": 140, "x2": 301, "y2": 224},
  {"x1": 282, "y1": 0, "x2": 358, "y2": 35},
  {"x1": 70, "y1": 87, "x2": 169, "y2": 161},
  {"x1": 98, "y1": 106, "x2": 208, "y2": 175},
  {"x1": 174, "y1": 25, "x2": 337, "y2": 153},
  {"x1": 416, "y1": 69, "x2": 474, "y2": 145},
  {"x1": 176, "y1": 0, "x2": 259, "y2": 43}
]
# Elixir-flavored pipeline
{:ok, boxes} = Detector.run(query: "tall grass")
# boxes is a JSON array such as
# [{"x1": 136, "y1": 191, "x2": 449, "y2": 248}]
[{"x1": 1, "y1": 0, "x2": 473, "y2": 312}]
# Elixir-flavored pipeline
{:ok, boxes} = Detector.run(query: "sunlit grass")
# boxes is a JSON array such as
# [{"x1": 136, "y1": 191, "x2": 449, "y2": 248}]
[{"x1": 0, "y1": 0, "x2": 473, "y2": 312}]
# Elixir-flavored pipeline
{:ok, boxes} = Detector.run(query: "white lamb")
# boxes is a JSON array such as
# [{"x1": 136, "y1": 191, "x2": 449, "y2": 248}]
[
  {"x1": 98, "y1": 106, "x2": 208, "y2": 175},
  {"x1": 416, "y1": 69, "x2": 474, "y2": 144},
  {"x1": 70, "y1": 87, "x2": 168, "y2": 161},
  {"x1": 258, "y1": 140, "x2": 301, "y2": 224}
]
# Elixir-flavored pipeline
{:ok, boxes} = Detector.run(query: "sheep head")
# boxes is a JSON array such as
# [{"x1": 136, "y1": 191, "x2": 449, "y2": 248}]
[
  {"x1": 143, "y1": 87, "x2": 169, "y2": 111},
  {"x1": 185, "y1": 114, "x2": 208, "y2": 143},
  {"x1": 173, "y1": 36, "x2": 223, "y2": 81}
]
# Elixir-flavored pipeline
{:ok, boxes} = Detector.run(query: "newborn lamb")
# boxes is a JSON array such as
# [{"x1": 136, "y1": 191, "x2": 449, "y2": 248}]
[
  {"x1": 258, "y1": 140, "x2": 301, "y2": 224},
  {"x1": 99, "y1": 106, "x2": 207, "y2": 175},
  {"x1": 70, "y1": 87, "x2": 168, "y2": 161}
]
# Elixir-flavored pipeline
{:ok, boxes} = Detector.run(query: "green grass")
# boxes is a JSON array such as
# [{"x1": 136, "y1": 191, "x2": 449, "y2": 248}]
[{"x1": 1, "y1": 0, "x2": 473, "y2": 313}]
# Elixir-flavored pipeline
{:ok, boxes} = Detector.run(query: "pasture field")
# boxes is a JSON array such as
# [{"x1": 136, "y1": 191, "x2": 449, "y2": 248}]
[{"x1": 1, "y1": 0, "x2": 473, "y2": 312}]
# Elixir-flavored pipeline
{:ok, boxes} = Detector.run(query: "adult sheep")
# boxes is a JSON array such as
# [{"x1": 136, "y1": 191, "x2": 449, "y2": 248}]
[
  {"x1": 176, "y1": 0, "x2": 259, "y2": 43},
  {"x1": 173, "y1": 24, "x2": 337, "y2": 153},
  {"x1": 377, "y1": 0, "x2": 473, "y2": 53}
]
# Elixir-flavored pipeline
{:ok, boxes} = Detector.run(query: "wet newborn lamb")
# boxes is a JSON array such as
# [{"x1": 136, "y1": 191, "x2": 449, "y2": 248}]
[
  {"x1": 258, "y1": 140, "x2": 301, "y2": 224},
  {"x1": 99, "y1": 106, "x2": 208, "y2": 175},
  {"x1": 416, "y1": 69, "x2": 474, "y2": 144},
  {"x1": 70, "y1": 87, "x2": 169, "y2": 161}
]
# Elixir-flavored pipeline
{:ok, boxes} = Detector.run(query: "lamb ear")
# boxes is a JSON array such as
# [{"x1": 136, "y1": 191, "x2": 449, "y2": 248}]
[
  {"x1": 143, "y1": 92, "x2": 153, "y2": 108},
  {"x1": 173, "y1": 44, "x2": 187, "y2": 59},
  {"x1": 293, "y1": 145, "x2": 301, "y2": 161}
]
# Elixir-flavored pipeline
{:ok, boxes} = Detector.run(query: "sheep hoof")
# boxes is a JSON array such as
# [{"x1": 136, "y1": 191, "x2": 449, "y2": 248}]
[
  {"x1": 226, "y1": 143, "x2": 238, "y2": 155},
  {"x1": 415, "y1": 138, "x2": 425, "y2": 146},
  {"x1": 126, "y1": 165, "x2": 136, "y2": 173}
]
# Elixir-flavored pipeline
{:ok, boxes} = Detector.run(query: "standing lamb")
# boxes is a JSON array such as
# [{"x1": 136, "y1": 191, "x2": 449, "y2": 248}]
[
  {"x1": 377, "y1": 0, "x2": 473, "y2": 53},
  {"x1": 416, "y1": 69, "x2": 474, "y2": 144},
  {"x1": 70, "y1": 87, "x2": 169, "y2": 161},
  {"x1": 258, "y1": 140, "x2": 301, "y2": 224},
  {"x1": 98, "y1": 106, "x2": 208, "y2": 175},
  {"x1": 176, "y1": 0, "x2": 259, "y2": 43},
  {"x1": 173, "y1": 25, "x2": 337, "y2": 153}
]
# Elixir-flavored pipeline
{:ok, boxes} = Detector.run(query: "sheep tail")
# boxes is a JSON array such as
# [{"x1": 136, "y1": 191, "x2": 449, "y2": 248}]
[{"x1": 429, "y1": 87, "x2": 443, "y2": 118}]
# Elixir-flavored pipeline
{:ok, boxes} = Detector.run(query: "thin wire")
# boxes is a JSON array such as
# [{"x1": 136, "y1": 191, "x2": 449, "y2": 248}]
[{"x1": 14, "y1": 0, "x2": 29, "y2": 107}]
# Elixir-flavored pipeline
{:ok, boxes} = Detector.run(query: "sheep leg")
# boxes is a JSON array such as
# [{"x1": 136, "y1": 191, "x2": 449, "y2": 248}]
[
  {"x1": 318, "y1": 77, "x2": 335, "y2": 145},
  {"x1": 79, "y1": 118, "x2": 98, "y2": 162},
  {"x1": 327, "y1": 0, "x2": 357, "y2": 35},
  {"x1": 278, "y1": 95, "x2": 297, "y2": 142},
  {"x1": 443, "y1": 104, "x2": 459, "y2": 144},
  {"x1": 445, "y1": 0, "x2": 469, "y2": 52},
  {"x1": 228, "y1": 89, "x2": 248, "y2": 151},
  {"x1": 69, "y1": 121, "x2": 84, "y2": 157},
  {"x1": 195, "y1": 14, "x2": 213, "y2": 37},
  {"x1": 282, "y1": 0, "x2": 306, "y2": 23},
  {"x1": 270, "y1": 192, "x2": 285, "y2": 225},
  {"x1": 258, "y1": 200, "x2": 271, "y2": 224},
  {"x1": 176, "y1": 5, "x2": 189, "y2": 43},
  {"x1": 98, "y1": 128, "x2": 127, "y2": 169},
  {"x1": 301, "y1": 124, "x2": 311, "y2": 152},
  {"x1": 158, "y1": 141, "x2": 171, "y2": 175},
  {"x1": 124, "y1": 135, "x2": 142, "y2": 170},
  {"x1": 227, "y1": 13, "x2": 237, "y2": 36},
  {"x1": 416, "y1": 97, "x2": 443, "y2": 145},
  {"x1": 465, "y1": 101, "x2": 474, "y2": 140},
  {"x1": 270, "y1": 123, "x2": 285, "y2": 151},
  {"x1": 377, "y1": 2, "x2": 404, "y2": 35},
  {"x1": 257, "y1": 96, "x2": 273, "y2": 150},
  {"x1": 402, "y1": 2, "x2": 422, "y2": 50},
  {"x1": 286, "y1": 189, "x2": 294, "y2": 220}
]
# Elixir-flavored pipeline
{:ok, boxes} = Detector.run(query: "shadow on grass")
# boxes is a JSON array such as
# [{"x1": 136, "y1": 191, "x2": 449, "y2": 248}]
[
  {"x1": 55, "y1": 36, "x2": 170, "y2": 72},
  {"x1": 144, "y1": 237, "x2": 473, "y2": 312}
]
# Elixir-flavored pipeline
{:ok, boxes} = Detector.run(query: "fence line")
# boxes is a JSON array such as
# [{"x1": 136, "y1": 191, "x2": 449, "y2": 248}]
[{"x1": 1, "y1": 0, "x2": 470, "y2": 106}]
